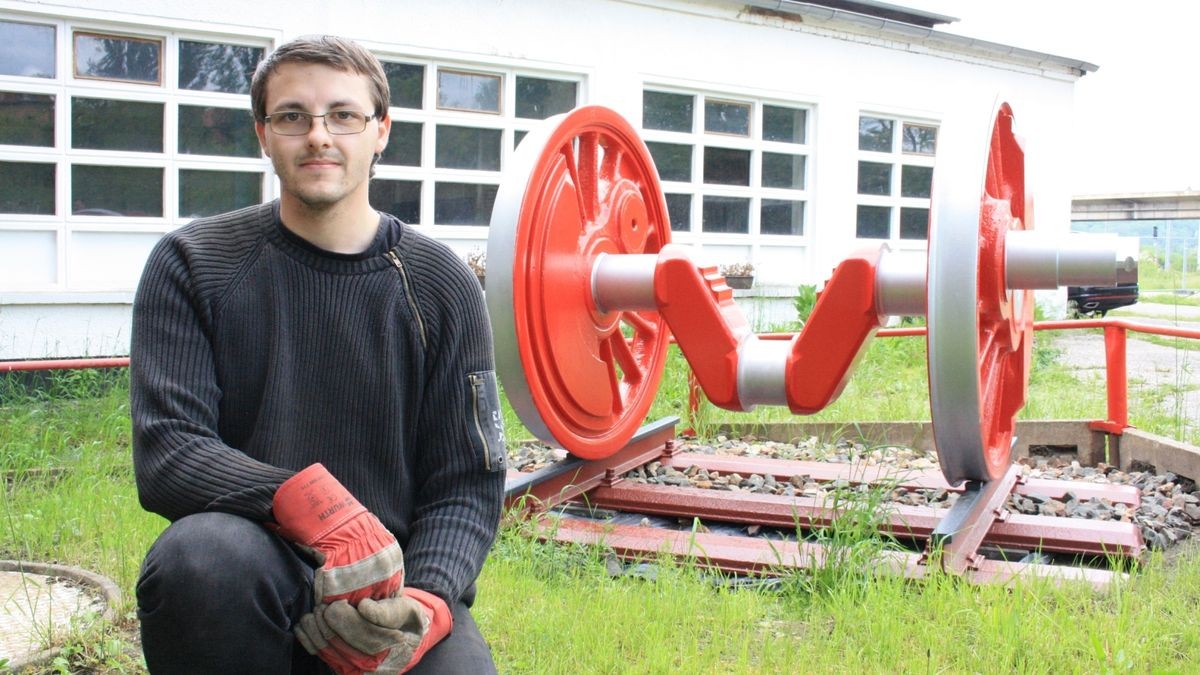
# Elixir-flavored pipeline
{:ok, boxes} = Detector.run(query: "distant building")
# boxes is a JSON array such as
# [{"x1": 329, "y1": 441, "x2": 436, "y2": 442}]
[{"x1": 0, "y1": 0, "x2": 1096, "y2": 359}]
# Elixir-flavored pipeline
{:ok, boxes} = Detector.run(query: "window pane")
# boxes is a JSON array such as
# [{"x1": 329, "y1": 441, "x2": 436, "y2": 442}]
[
  {"x1": 178, "y1": 40, "x2": 262, "y2": 94},
  {"x1": 901, "y1": 165, "x2": 933, "y2": 198},
  {"x1": 384, "y1": 62, "x2": 424, "y2": 109},
  {"x1": 72, "y1": 98, "x2": 163, "y2": 152},
  {"x1": 0, "y1": 161, "x2": 55, "y2": 214},
  {"x1": 0, "y1": 92, "x2": 54, "y2": 147},
  {"x1": 857, "y1": 161, "x2": 891, "y2": 196},
  {"x1": 437, "y1": 71, "x2": 500, "y2": 113},
  {"x1": 702, "y1": 196, "x2": 749, "y2": 233},
  {"x1": 516, "y1": 77, "x2": 577, "y2": 120},
  {"x1": 646, "y1": 142, "x2": 691, "y2": 182},
  {"x1": 900, "y1": 207, "x2": 929, "y2": 240},
  {"x1": 858, "y1": 116, "x2": 893, "y2": 152},
  {"x1": 514, "y1": 130, "x2": 528, "y2": 149},
  {"x1": 643, "y1": 91, "x2": 692, "y2": 133},
  {"x1": 856, "y1": 205, "x2": 890, "y2": 238},
  {"x1": 179, "y1": 170, "x2": 261, "y2": 218},
  {"x1": 178, "y1": 105, "x2": 259, "y2": 157},
  {"x1": 762, "y1": 152, "x2": 805, "y2": 189},
  {"x1": 761, "y1": 199, "x2": 804, "y2": 236},
  {"x1": 379, "y1": 121, "x2": 422, "y2": 166},
  {"x1": 902, "y1": 124, "x2": 937, "y2": 155},
  {"x1": 74, "y1": 33, "x2": 161, "y2": 84},
  {"x1": 666, "y1": 193, "x2": 690, "y2": 232},
  {"x1": 72, "y1": 165, "x2": 162, "y2": 217},
  {"x1": 763, "y1": 105, "x2": 806, "y2": 144},
  {"x1": 370, "y1": 180, "x2": 421, "y2": 223},
  {"x1": 0, "y1": 21, "x2": 55, "y2": 78},
  {"x1": 434, "y1": 182, "x2": 497, "y2": 225},
  {"x1": 703, "y1": 147, "x2": 750, "y2": 186},
  {"x1": 704, "y1": 100, "x2": 750, "y2": 136},
  {"x1": 435, "y1": 125, "x2": 501, "y2": 170}
]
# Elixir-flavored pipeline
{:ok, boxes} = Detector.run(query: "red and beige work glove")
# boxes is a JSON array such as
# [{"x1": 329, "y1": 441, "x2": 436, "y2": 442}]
[
  {"x1": 295, "y1": 588, "x2": 453, "y2": 674},
  {"x1": 272, "y1": 463, "x2": 405, "y2": 605}
]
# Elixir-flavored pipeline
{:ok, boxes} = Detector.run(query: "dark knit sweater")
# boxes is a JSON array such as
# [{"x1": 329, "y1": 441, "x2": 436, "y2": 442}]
[{"x1": 130, "y1": 201, "x2": 506, "y2": 604}]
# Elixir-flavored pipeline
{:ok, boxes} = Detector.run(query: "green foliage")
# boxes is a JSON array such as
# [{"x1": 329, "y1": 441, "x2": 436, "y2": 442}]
[{"x1": 793, "y1": 284, "x2": 818, "y2": 326}]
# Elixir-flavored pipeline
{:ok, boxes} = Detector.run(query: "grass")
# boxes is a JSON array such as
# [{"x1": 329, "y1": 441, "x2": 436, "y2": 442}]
[{"x1": 2, "y1": 325, "x2": 1200, "y2": 671}]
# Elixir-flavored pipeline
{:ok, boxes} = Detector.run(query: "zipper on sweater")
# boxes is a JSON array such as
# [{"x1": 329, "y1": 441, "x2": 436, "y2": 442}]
[
  {"x1": 468, "y1": 372, "x2": 494, "y2": 471},
  {"x1": 386, "y1": 250, "x2": 428, "y2": 349}
]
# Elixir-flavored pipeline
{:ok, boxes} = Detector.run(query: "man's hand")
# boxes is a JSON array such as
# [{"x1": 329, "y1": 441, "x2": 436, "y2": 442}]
[
  {"x1": 272, "y1": 463, "x2": 405, "y2": 605},
  {"x1": 295, "y1": 589, "x2": 453, "y2": 674}
]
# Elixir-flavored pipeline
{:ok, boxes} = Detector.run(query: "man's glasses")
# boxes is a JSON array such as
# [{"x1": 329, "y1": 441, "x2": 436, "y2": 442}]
[{"x1": 262, "y1": 110, "x2": 376, "y2": 136}]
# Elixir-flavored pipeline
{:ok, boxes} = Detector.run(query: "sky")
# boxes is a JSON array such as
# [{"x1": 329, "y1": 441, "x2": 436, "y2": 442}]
[{"x1": 904, "y1": 1, "x2": 1200, "y2": 197}]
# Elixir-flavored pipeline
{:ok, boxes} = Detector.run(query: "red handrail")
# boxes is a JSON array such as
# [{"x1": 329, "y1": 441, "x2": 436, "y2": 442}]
[{"x1": 0, "y1": 357, "x2": 129, "y2": 373}]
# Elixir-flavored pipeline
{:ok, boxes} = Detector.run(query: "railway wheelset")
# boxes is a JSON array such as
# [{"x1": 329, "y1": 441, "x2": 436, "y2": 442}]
[{"x1": 488, "y1": 101, "x2": 1143, "y2": 585}]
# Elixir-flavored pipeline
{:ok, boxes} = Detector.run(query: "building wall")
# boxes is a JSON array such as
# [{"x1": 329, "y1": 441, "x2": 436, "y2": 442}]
[{"x1": 0, "y1": 0, "x2": 1082, "y2": 358}]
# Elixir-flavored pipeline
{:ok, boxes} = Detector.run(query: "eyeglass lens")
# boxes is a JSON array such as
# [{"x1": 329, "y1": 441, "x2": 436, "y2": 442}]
[{"x1": 269, "y1": 111, "x2": 369, "y2": 135}]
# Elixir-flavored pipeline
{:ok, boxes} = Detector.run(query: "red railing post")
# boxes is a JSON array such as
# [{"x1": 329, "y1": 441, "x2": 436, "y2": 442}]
[{"x1": 1088, "y1": 324, "x2": 1129, "y2": 434}]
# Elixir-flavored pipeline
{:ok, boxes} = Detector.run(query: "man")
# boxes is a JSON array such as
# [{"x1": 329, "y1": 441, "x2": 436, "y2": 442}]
[{"x1": 131, "y1": 35, "x2": 506, "y2": 673}]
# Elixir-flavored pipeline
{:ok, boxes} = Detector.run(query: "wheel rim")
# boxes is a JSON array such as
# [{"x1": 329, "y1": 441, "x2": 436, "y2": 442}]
[
  {"x1": 928, "y1": 100, "x2": 1034, "y2": 485},
  {"x1": 487, "y1": 106, "x2": 672, "y2": 459}
]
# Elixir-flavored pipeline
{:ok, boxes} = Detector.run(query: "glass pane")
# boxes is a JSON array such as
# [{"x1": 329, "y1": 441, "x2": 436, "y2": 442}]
[
  {"x1": 0, "y1": 21, "x2": 55, "y2": 78},
  {"x1": 643, "y1": 91, "x2": 692, "y2": 133},
  {"x1": 900, "y1": 207, "x2": 929, "y2": 240},
  {"x1": 434, "y1": 182, "x2": 497, "y2": 225},
  {"x1": 0, "y1": 161, "x2": 55, "y2": 214},
  {"x1": 646, "y1": 142, "x2": 692, "y2": 182},
  {"x1": 705, "y1": 100, "x2": 750, "y2": 136},
  {"x1": 384, "y1": 62, "x2": 424, "y2": 109},
  {"x1": 514, "y1": 130, "x2": 527, "y2": 149},
  {"x1": 761, "y1": 199, "x2": 804, "y2": 236},
  {"x1": 178, "y1": 105, "x2": 259, "y2": 157},
  {"x1": 856, "y1": 205, "x2": 890, "y2": 239},
  {"x1": 74, "y1": 33, "x2": 161, "y2": 84},
  {"x1": 902, "y1": 124, "x2": 937, "y2": 155},
  {"x1": 702, "y1": 196, "x2": 749, "y2": 234},
  {"x1": 379, "y1": 121, "x2": 422, "y2": 166},
  {"x1": 370, "y1": 179, "x2": 421, "y2": 224},
  {"x1": 857, "y1": 161, "x2": 891, "y2": 196},
  {"x1": 0, "y1": 92, "x2": 54, "y2": 147},
  {"x1": 72, "y1": 165, "x2": 162, "y2": 217},
  {"x1": 703, "y1": 147, "x2": 750, "y2": 186},
  {"x1": 763, "y1": 105, "x2": 805, "y2": 144},
  {"x1": 435, "y1": 125, "x2": 501, "y2": 170},
  {"x1": 901, "y1": 165, "x2": 933, "y2": 198},
  {"x1": 516, "y1": 77, "x2": 577, "y2": 120},
  {"x1": 762, "y1": 153, "x2": 805, "y2": 189},
  {"x1": 179, "y1": 170, "x2": 261, "y2": 218},
  {"x1": 178, "y1": 40, "x2": 262, "y2": 94},
  {"x1": 858, "y1": 116, "x2": 893, "y2": 152},
  {"x1": 72, "y1": 98, "x2": 163, "y2": 152},
  {"x1": 666, "y1": 193, "x2": 690, "y2": 232},
  {"x1": 437, "y1": 70, "x2": 500, "y2": 113}
]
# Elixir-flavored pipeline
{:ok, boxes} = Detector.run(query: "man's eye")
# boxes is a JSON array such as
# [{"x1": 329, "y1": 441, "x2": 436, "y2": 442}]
[
  {"x1": 281, "y1": 112, "x2": 305, "y2": 122},
  {"x1": 332, "y1": 111, "x2": 357, "y2": 121}
]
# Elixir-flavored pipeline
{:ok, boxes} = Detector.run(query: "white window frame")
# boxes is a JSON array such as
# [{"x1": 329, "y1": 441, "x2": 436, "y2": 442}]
[{"x1": 854, "y1": 111, "x2": 938, "y2": 249}]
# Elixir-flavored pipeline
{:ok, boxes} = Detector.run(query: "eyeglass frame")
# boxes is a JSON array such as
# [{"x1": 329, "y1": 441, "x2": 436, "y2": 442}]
[{"x1": 261, "y1": 109, "x2": 379, "y2": 136}]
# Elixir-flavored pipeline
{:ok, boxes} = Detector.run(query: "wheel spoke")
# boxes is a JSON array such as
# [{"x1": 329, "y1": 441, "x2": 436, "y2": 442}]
[{"x1": 607, "y1": 330, "x2": 643, "y2": 385}]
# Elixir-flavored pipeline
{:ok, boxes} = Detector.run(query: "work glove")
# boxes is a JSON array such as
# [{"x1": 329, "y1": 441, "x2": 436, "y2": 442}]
[
  {"x1": 272, "y1": 463, "x2": 405, "y2": 605},
  {"x1": 295, "y1": 588, "x2": 453, "y2": 674}
]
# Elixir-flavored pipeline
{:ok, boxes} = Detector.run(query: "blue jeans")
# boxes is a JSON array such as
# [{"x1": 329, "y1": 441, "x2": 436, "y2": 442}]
[{"x1": 136, "y1": 512, "x2": 496, "y2": 674}]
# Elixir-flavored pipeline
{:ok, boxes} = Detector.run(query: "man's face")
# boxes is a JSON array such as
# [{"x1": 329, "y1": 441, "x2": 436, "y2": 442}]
[{"x1": 255, "y1": 62, "x2": 390, "y2": 212}]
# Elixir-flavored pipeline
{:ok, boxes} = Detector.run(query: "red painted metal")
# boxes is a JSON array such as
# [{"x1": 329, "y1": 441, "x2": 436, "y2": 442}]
[
  {"x1": 508, "y1": 106, "x2": 672, "y2": 459},
  {"x1": 582, "y1": 480, "x2": 1142, "y2": 557},
  {"x1": 0, "y1": 357, "x2": 129, "y2": 372},
  {"x1": 784, "y1": 249, "x2": 884, "y2": 414},
  {"x1": 659, "y1": 453, "x2": 1141, "y2": 506},
  {"x1": 655, "y1": 249, "x2": 754, "y2": 410},
  {"x1": 1092, "y1": 325, "x2": 1129, "y2": 433}
]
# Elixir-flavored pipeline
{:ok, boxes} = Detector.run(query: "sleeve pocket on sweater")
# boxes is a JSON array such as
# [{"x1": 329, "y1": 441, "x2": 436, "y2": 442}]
[{"x1": 466, "y1": 370, "x2": 507, "y2": 473}]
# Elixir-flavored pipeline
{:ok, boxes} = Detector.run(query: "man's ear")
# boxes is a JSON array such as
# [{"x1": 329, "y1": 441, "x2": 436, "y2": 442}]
[
  {"x1": 255, "y1": 121, "x2": 271, "y2": 158},
  {"x1": 375, "y1": 114, "x2": 391, "y2": 155}
]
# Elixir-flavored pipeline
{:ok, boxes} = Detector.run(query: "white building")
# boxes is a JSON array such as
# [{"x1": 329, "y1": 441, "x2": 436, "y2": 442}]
[{"x1": 0, "y1": 0, "x2": 1094, "y2": 359}]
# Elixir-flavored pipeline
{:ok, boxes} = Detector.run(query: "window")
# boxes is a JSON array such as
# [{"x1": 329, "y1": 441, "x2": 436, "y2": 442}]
[
  {"x1": 0, "y1": 19, "x2": 268, "y2": 293},
  {"x1": 855, "y1": 114, "x2": 937, "y2": 241},
  {"x1": 373, "y1": 60, "x2": 581, "y2": 226},
  {"x1": 642, "y1": 89, "x2": 810, "y2": 237}
]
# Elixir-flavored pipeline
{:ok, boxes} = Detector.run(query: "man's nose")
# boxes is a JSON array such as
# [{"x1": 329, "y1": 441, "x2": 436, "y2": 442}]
[{"x1": 305, "y1": 115, "x2": 333, "y2": 146}]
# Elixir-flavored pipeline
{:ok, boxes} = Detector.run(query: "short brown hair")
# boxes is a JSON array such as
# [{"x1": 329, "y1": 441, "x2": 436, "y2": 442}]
[{"x1": 250, "y1": 35, "x2": 390, "y2": 122}]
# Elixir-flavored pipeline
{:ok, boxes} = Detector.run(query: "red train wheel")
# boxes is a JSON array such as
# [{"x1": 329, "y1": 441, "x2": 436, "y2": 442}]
[
  {"x1": 927, "y1": 100, "x2": 1035, "y2": 485},
  {"x1": 487, "y1": 107, "x2": 672, "y2": 459}
]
